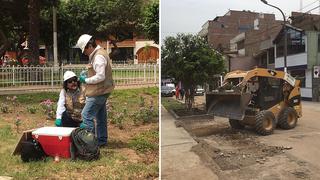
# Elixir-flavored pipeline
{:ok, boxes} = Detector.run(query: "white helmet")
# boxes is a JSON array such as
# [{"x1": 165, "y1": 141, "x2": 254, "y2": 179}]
[
  {"x1": 63, "y1": 71, "x2": 77, "y2": 81},
  {"x1": 76, "y1": 34, "x2": 92, "y2": 53}
]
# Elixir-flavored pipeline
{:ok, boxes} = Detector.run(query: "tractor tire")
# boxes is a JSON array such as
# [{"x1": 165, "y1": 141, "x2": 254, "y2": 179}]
[
  {"x1": 255, "y1": 110, "x2": 275, "y2": 136},
  {"x1": 278, "y1": 107, "x2": 298, "y2": 129},
  {"x1": 229, "y1": 119, "x2": 245, "y2": 129}
]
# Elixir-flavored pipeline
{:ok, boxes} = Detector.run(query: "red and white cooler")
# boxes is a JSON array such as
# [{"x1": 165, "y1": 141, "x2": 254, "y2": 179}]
[{"x1": 32, "y1": 127, "x2": 75, "y2": 158}]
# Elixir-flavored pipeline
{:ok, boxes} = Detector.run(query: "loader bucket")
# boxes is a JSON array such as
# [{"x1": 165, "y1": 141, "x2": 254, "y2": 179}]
[{"x1": 206, "y1": 92, "x2": 252, "y2": 120}]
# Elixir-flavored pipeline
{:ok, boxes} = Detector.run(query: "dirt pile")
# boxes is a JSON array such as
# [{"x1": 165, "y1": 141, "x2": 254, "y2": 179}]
[
  {"x1": 191, "y1": 129, "x2": 292, "y2": 171},
  {"x1": 175, "y1": 117, "x2": 320, "y2": 179}
]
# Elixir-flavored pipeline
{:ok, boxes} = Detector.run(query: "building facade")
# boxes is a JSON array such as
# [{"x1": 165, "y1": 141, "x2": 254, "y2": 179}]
[{"x1": 199, "y1": 10, "x2": 277, "y2": 52}]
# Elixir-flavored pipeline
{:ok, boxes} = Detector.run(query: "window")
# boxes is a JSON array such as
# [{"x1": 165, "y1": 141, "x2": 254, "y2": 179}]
[
  {"x1": 268, "y1": 48, "x2": 275, "y2": 64},
  {"x1": 268, "y1": 77, "x2": 281, "y2": 87},
  {"x1": 290, "y1": 69, "x2": 306, "y2": 88},
  {"x1": 276, "y1": 28, "x2": 305, "y2": 57},
  {"x1": 238, "y1": 25, "x2": 253, "y2": 32}
]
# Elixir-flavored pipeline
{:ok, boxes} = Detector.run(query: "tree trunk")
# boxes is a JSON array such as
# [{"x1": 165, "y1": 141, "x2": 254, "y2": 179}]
[
  {"x1": 28, "y1": 0, "x2": 40, "y2": 65},
  {"x1": 0, "y1": 28, "x2": 10, "y2": 57},
  {"x1": 185, "y1": 88, "x2": 195, "y2": 111}
]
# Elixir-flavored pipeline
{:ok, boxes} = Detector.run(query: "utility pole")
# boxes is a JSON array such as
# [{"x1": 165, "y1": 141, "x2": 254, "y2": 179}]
[
  {"x1": 261, "y1": 0, "x2": 287, "y2": 73},
  {"x1": 53, "y1": 5, "x2": 58, "y2": 67}
]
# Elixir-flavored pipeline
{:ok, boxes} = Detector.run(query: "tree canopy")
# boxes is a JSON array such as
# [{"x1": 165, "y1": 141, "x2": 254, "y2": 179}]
[
  {"x1": 162, "y1": 34, "x2": 225, "y2": 109},
  {"x1": 141, "y1": 0, "x2": 159, "y2": 44},
  {"x1": 0, "y1": 1, "x2": 29, "y2": 57},
  {"x1": 1, "y1": 0, "x2": 158, "y2": 65}
]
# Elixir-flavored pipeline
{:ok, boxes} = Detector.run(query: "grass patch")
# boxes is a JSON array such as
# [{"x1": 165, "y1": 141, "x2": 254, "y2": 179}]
[
  {"x1": 0, "y1": 125, "x2": 14, "y2": 140},
  {"x1": 109, "y1": 87, "x2": 159, "y2": 125},
  {"x1": 128, "y1": 130, "x2": 158, "y2": 153},
  {"x1": 161, "y1": 97, "x2": 185, "y2": 110},
  {"x1": 0, "y1": 92, "x2": 59, "y2": 105}
]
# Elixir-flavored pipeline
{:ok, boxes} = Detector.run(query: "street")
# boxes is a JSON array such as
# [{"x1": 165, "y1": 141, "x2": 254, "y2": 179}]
[{"x1": 162, "y1": 96, "x2": 320, "y2": 179}]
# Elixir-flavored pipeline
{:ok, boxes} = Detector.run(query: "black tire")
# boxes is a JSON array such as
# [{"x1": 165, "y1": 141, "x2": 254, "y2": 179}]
[
  {"x1": 278, "y1": 107, "x2": 298, "y2": 129},
  {"x1": 255, "y1": 110, "x2": 275, "y2": 135},
  {"x1": 229, "y1": 119, "x2": 245, "y2": 129}
]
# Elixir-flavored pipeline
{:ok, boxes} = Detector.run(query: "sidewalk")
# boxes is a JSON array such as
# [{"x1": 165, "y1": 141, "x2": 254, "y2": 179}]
[{"x1": 161, "y1": 105, "x2": 218, "y2": 180}]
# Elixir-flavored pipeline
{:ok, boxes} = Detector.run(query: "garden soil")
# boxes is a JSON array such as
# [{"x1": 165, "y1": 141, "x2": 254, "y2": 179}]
[{"x1": 177, "y1": 119, "x2": 320, "y2": 179}]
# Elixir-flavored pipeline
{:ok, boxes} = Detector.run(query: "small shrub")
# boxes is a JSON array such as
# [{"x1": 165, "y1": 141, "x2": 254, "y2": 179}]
[
  {"x1": 27, "y1": 106, "x2": 38, "y2": 114},
  {"x1": 15, "y1": 115, "x2": 22, "y2": 133},
  {"x1": 110, "y1": 108, "x2": 127, "y2": 129},
  {"x1": 0, "y1": 103, "x2": 9, "y2": 113},
  {"x1": 40, "y1": 99, "x2": 55, "y2": 120},
  {"x1": 132, "y1": 106, "x2": 158, "y2": 125},
  {"x1": 139, "y1": 97, "x2": 145, "y2": 107}
]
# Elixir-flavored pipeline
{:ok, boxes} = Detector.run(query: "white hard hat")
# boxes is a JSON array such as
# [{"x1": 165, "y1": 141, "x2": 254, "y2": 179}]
[
  {"x1": 63, "y1": 71, "x2": 77, "y2": 81},
  {"x1": 76, "y1": 34, "x2": 92, "y2": 53}
]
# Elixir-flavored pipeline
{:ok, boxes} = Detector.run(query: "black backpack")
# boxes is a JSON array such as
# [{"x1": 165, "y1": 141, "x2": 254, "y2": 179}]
[
  {"x1": 21, "y1": 137, "x2": 46, "y2": 162},
  {"x1": 71, "y1": 128, "x2": 100, "y2": 161}
]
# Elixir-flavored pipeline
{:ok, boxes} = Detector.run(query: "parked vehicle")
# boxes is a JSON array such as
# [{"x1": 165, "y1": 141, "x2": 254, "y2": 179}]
[
  {"x1": 161, "y1": 86, "x2": 174, "y2": 97},
  {"x1": 195, "y1": 86, "x2": 205, "y2": 96},
  {"x1": 165, "y1": 83, "x2": 176, "y2": 94}
]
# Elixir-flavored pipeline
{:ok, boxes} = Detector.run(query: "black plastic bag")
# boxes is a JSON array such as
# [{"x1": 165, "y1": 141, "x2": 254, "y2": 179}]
[{"x1": 21, "y1": 138, "x2": 46, "y2": 162}]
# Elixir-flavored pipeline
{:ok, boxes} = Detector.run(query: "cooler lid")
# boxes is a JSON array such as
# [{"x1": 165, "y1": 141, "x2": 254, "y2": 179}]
[{"x1": 32, "y1": 127, "x2": 76, "y2": 136}]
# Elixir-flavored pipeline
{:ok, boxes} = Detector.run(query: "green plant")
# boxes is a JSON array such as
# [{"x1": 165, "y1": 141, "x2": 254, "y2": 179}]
[
  {"x1": 110, "y1": 108, "x2": 127, "y2": 129},
  {"x1": 133, "y1": 106, "x2": 157, "y2": 125},
  {"x1": 128, "y1": 130, "x2": 158, "y2": 153},
  {"x1": 139, "y1": 96, "x2": 145, "y2": 107},
  {"x1": 27, "y1": 105, "x2": 38, "y2": 114},
  {"x1": 15, "y1": 115, "x2": 21, "y2": 133},
  {"x1": 40, "y1": 99, "x2": 55, "y2": 120},
  {"x1": 0, "y1": 103, "x2": 9, "y2": 113}
]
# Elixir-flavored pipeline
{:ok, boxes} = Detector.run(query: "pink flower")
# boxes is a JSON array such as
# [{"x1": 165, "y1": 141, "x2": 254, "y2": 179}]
[{"x1": 40, "y1": 99, "x2": 53, "y2": 106}]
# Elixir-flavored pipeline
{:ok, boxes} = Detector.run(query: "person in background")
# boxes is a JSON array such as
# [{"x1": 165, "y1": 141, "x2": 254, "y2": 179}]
[
  {"x1": 175, "y1": 85, "x2": 180, "y2": 100},
  {"x1": 180, "y1": 88, "x2": 185, "y2": 101},
  {"x1": 76, "y1": 34, "x2": 115, "y2": 147},
  {"x1": 55, "y1": 71, "x2": 85, "y2": 127}
]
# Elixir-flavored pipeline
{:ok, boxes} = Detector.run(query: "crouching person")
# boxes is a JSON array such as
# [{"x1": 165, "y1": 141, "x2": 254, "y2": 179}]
[{"x1": 55, "y1": 71, "x2": 86, "y2": 127}]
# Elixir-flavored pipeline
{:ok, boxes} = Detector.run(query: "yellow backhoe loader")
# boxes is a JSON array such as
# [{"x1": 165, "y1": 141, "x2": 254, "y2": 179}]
[{"x1": 206, "y1": 68, "x2": 302, "y2": 135}]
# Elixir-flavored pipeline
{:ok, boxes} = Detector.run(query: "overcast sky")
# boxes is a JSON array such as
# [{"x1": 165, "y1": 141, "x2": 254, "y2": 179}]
[{"x1": 161, "y1": 0, "x2": 320, "y2": 40}]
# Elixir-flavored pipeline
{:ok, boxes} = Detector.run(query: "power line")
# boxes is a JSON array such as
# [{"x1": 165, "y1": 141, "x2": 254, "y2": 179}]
[
  {"x1": 304, "y1": 4, "x2": 320, "y2": 13},
  {"x1": 301, "y1": 0, "x2": 319, "y2": 10}
]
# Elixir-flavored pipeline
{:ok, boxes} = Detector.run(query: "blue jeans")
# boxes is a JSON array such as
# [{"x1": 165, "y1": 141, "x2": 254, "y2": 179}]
[{"x1": 82, "y1": 95, "x2": 107, "y2": 146}]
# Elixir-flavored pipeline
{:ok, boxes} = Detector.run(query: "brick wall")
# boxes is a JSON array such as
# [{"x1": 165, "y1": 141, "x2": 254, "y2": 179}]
[
  {"x1": 291, "y1": 12, "x2": 320, "y2": 30},
  {"x1": 229, "y1": 56, "x2": 257, "y2": 71},
  {"x1": 206, "y1": 10, "x2": 276, "y2": 51},
  {"x1": 245, "y1": 22, "x2": 282, "y2": 56}
]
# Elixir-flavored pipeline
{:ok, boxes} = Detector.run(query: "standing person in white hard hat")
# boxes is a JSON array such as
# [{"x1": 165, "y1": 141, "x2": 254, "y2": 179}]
[
  {"x1": 76, "y1": 34, "x2": 114, "y2": 147},
  {"x1": 55, "y1": 71, "x2": 86, "y2": 127}
]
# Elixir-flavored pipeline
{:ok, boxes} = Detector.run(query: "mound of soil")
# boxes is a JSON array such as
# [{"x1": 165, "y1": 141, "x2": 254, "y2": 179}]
[
  {"x1": 173, "y1": 108, "x2": 207, "y2": 117},
  {"x1": 184, "y1": 122, "x2": 292, "y2": 171}
]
